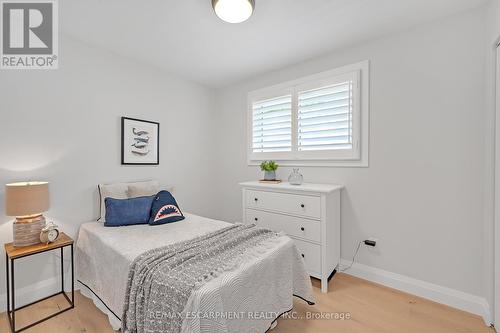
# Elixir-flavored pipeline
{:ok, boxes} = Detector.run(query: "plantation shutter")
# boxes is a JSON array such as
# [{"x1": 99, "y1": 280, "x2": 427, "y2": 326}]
[
  {"x1": 252, "y1": 95, "x2": 292, "y2": 153},
  {"x1": 297, "y1": 81, "x2": 353, "y2": 151}
]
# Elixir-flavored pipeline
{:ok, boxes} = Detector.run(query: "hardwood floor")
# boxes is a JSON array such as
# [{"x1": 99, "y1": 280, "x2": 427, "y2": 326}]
[{"x1": 0, "y1": 273, "x2": 493, "y2": 333}]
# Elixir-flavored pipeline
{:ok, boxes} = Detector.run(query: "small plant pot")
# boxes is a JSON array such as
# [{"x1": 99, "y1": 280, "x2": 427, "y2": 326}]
[{"x1": 264, "y1": 170, "x2": 276, "y2": 180}]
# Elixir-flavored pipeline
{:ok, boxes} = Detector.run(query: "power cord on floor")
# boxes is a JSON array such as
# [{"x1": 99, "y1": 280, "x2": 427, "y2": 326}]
[{"x1": 339, "y1": 240, "x2": 363, "y2": 272}]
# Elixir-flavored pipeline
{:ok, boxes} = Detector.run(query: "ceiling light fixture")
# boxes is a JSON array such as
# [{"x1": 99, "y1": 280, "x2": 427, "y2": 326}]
[{"x1": 212, "y1": 0, "x2": 255, "y2": 24}]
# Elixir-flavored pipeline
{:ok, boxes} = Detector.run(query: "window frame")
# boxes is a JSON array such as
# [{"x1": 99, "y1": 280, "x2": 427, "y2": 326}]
[{"x1": 247, "y1": 60, "x2": 370, "y2": 167}]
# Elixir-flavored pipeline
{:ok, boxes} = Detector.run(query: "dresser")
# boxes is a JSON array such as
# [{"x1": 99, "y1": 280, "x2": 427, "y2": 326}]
[{"x1": 240, "y1": 181, "x2": 343, "y2": 293}]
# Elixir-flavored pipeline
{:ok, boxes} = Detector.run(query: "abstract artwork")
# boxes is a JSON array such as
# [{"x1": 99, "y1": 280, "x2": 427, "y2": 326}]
[{"x1": 121, "y1": 117, "x2": 159, "y2": 165}]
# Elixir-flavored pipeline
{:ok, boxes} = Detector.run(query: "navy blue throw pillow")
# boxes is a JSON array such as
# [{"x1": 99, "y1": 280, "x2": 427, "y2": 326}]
[
  {"x1": 149, "y1": 190, "x2": 185, "y2": 225},
  {"x1": 104, "y1": 196, "x2": 155, "y2": 227}
]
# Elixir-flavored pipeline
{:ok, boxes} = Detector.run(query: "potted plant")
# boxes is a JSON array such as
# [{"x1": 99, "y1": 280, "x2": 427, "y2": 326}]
[{"x1": 260, "y1": 161, "x2": 279, "y2": 181}]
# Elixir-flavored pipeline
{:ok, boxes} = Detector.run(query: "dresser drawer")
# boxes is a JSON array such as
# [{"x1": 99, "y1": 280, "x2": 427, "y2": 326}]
[
  {"x1": 245, "y1": 189, "x2": 321, "y2": 219},
  {"x1": 246, "y1": 209, "x2": 320, "y2": 243},
  {"x1": 293, "y1": 239, "x2": 321, "y2": 275}
]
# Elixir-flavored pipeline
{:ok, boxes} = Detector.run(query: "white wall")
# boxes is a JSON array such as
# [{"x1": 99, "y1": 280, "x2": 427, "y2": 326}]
[
  {"x1": 214, "y1": 6, "x2": 487, "y2": 302},
  {"x1": 0, "y1": 36, "x2": 216, "y2": 296}
]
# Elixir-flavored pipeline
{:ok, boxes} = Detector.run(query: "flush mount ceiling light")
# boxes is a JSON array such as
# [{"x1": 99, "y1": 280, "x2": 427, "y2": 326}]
[{"x1": 212, "y1": 0, "x2": 255, "y2": 24}]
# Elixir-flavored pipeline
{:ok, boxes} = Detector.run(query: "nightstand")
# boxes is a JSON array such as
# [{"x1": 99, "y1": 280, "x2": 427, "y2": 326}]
[{"x1": 4, "y1": 233, "x2": 75, "y2": 333}]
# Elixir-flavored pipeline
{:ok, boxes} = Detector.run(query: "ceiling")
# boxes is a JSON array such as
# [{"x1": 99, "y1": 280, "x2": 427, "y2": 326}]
[{"x1": 61, "y1": 0, "x2": 488, "y2": 87}]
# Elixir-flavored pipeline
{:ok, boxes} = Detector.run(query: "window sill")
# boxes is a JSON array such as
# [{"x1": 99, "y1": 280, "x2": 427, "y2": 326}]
[{"x1": 247, "y1": 159, "x2": 369, "y2": 168}]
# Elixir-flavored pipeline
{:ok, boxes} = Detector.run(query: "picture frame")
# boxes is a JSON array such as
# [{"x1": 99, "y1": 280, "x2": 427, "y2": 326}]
[{"x1": 121, "y1": 117, "x2": 160, "y2": 165}]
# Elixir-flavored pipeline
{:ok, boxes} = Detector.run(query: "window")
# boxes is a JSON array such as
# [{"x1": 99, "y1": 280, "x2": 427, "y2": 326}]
[
  {"x1": 247, "y1": 61, "x2": 369, "y2": 167},
  {"x1": 252, "y1": 95, "x2": 292, "y2": 153}
]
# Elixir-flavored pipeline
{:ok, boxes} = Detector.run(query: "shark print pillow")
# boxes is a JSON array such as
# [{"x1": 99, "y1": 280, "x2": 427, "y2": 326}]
[{"x1": 149, "y1": 190, "x2": 185, "y2": 225}]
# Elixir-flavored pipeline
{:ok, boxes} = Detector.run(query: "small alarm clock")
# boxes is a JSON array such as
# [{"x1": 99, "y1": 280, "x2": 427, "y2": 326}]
[{"x1": 40, "y1": 222, "x2": 60, "y2": 244}]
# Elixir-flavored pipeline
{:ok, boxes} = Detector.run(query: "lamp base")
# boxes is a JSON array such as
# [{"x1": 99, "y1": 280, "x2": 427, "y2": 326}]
[{"x1": 13, "y1": 215, "x2": 46, "y2": 247}]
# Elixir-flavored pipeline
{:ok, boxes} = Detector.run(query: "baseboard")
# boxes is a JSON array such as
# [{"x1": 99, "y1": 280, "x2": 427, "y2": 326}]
[
  {"x1": 0, "y1": 275, "x2": 78, "y2": 312},
  {"x1": 339, "y1": 259, "x2": 492, "y2": 326}
]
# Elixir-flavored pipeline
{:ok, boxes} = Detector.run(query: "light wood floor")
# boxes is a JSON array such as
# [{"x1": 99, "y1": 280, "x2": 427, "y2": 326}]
[{"x1": 0, "y1": 273, "x2": 494, "y2": 333}]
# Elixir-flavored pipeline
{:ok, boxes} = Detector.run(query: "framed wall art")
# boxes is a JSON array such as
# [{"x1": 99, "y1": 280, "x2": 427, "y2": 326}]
[{"x1": 121, "y1": 117, "x2": 159, "y2": 165}]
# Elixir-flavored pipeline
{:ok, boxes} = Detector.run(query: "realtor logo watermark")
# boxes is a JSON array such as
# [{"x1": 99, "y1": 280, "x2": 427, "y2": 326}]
[{"x1": 0, "y1": 0, "x2": 58, "y2": 69}]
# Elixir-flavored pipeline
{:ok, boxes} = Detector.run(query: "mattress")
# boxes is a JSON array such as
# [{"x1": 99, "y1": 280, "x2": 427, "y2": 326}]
[{"x1": 75, "y1": 213, "x2": 314, "y2": 333}]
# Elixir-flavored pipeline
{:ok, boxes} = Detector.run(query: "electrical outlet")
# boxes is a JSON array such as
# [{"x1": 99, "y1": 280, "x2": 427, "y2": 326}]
[{"x1": 364, "y1": 237, "x2": 378, "y2": 247}]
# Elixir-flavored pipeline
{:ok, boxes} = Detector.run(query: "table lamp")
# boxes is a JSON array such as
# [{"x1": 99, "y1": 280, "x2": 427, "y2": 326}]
[{"x1": 5, "y1": 181, "x2": 50, "y2": 247}]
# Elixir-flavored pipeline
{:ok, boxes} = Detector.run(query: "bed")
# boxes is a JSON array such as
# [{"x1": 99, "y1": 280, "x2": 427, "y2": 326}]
[{"x1": 76, "y1": 212, "x2": 314, "y2": 333}]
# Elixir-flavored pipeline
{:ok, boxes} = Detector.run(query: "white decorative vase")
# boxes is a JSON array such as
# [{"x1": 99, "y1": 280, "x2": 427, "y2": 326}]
[{"x1": 288, "y1": 168, "x2": 303, "y2": 185}]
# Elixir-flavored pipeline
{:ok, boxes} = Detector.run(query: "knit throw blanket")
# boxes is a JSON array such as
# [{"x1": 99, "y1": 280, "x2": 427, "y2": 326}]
[{"x1": 121, "y1": 224, "x2": 280, "y2": 333}]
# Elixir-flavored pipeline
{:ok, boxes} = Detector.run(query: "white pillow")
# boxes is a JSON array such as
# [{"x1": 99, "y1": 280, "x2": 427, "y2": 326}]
[
  {"x1": 98, "y1": 183, "x2": 129, "y2": 222},
  {"x1": 127, "y1": 180, "x2": 160, "y2": 197},
  {"x1": 97, "y1": 180, "x2": 161, "y2": 222}
]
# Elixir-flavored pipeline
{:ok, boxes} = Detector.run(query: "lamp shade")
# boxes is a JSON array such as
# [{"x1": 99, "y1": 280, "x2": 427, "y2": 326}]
[{"x1": 5, "y1": 182, "x2": 50, "y2": 217}]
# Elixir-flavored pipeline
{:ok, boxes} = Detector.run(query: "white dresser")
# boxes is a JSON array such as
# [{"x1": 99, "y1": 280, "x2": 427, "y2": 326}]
[{"x1": 240, "y1": 181, "x2": 343, "y2": 293}]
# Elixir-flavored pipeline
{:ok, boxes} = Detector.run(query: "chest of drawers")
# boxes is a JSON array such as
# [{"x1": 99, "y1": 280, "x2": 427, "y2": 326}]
[{"x1": 240, "y1": 181, "x2": 343, "y2": 293}]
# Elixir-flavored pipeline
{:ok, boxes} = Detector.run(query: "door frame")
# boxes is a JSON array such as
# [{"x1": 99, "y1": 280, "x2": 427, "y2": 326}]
[{"x1": 495, "y1": 39, "x2": 500, "y2": 327}]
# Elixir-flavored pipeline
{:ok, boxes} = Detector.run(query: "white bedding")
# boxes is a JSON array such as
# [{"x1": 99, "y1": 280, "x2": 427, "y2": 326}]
[{"x1": 76, "y1": 213, "x2": 314, "y2": 333}]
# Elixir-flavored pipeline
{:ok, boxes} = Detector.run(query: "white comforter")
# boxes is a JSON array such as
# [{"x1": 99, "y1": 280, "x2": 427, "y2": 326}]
[{"x1": 76, "y1": 213, "x2": 314, "y2": 333}]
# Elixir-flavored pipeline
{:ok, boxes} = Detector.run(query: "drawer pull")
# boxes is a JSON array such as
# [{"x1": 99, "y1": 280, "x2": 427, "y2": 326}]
[
  {"x1": 254, "y1": 198, "x2": 258, "y2": 202},
  {"x1": 301, "y1": 253, "x2": 305, "y2": 258},
  {"x1": 254, "y1": 217, "x2": 258, "y2": 221},
  {"x1": 300, "y1": 204, "x2": 305, "y2": 208},
  {"x1": 300, "y1": 227, "x2": 305, "y2": 231}
]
